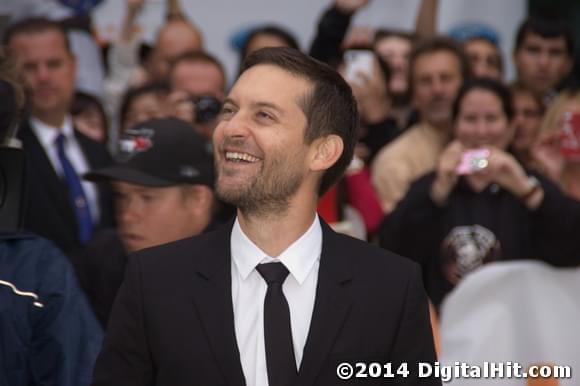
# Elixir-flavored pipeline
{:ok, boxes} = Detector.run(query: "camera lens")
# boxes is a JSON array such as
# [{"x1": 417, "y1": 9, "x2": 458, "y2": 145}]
[{"x1": 192, "y1": 95, "x2": 222, "y2": 124}]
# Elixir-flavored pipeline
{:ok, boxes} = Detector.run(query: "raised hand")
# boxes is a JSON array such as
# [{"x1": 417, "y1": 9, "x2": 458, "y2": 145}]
[
  {"x1": 430, "y1": 140, "x2": 464, "y2": 205},
  {"x1": 347, "y1": 57, "x2": 391, "y2": 124},
  {"x1": 334, "y1": 0, "x2": 371, "y2": 14},
  {"x1": 127, "y1": 0, "x2": 144, "y2": 16},
  {"x1": 531, "y1": 130, "x2": 565, "y2": 183}
]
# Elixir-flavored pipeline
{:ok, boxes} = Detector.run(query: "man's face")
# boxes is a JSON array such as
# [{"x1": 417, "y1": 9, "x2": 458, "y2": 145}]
[
  {"x1": 464, "y1": 39, "x2": 502, "y2": 81},
  {"x1": 412, "y1": 51, "x2": 463, "y2": 129},
  {"x1": 213, "y1": 64, "x2": 313, "y2": 216},
  {"x1": 170, "y1": 60, "x2": 225, "y2": 100},
  {"x1": 149, "y1": 21, "x2": 203, "y2": 80},
  {"x1": 113, "y1": 181, "x2": 200, "y2": 252},
  {"x1": 514, "y1": 32, "x2": 572, "y2": 96},
  {"x1": 511, "y1": 91, "x2": 543, "y2": 152},
  {"x1": 9, "y1": 30, "x2": 76, "y2": 117}
]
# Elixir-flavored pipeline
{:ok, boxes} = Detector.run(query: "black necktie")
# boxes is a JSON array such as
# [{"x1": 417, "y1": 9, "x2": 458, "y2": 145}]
[{"x1": 256, "y1": 262, "x2": 297, "y2": 386}]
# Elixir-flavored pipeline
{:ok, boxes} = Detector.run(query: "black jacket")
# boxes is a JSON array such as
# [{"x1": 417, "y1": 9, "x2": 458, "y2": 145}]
[
  {"x1": 379, "y1": 172, "x2": 580, "y2": 308},
  {"x1": 18, "y1": 120, "x2": 114, "y2": 257},
  {"x1": 92, "y1": 220, "x2": 440, "y2": 386}
]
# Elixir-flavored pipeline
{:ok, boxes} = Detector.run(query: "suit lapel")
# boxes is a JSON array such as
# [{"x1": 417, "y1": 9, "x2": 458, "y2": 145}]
[
  {"x1": 297, "y1": 221, "x2": 353, "y2": 386},
  {"x1": 190, "y1": 223, "x2": 246, "y2": 386},
  {"x1": 19, "y1": 122, "x2": 77, "y2": 226}
]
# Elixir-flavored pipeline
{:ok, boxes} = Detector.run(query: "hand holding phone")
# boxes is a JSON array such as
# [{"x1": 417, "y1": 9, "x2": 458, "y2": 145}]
[
  {"x1": 456, "y1": 149, "x2": 490, "y2": 175},
  {"x1": 344, "y1": 49, "x2": 374, "y2": 86}
]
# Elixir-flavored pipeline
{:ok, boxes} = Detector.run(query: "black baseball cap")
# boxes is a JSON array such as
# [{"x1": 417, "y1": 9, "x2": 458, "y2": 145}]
[{"x1": 85, "y1": 118, "x2": 214, "y2": 187}]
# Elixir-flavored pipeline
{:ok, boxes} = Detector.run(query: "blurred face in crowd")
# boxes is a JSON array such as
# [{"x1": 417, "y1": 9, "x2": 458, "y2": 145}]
[
  {"x1": 9, "y1": 29, "x2": 76, "y2": 123},
  {"x1": 511, "y1": 90, "x2": 543, "y2": 153},
  {"x1": 170, "y1": 60, "x2": 225, "y2": 100},
  {"x1": 514, "y1": 32, "x2": 572, "y2": 96},
  {"x1": 412, "y1": 50, "x2": 463, "y2": 129},
  {"x1": 148, "y1": 21, "x2": 203, "y2": 81},
  {"x1": 123, "y1": 92, "x2": 167, "y2": 132},
  {"x1": 73, "y1": 105, "x2": 107, "y2": 143},
  {"x1": 113, "y1": 181, "x2": 203, "y2": 252},
  {"x1": 454, "y1": 88, "x2": 512, "y2": 150},
  {"x1": 245, "y1": 33, "x2": 291, "y2": 58},
  {"x1": 374, "y1": 35, "x2": 412, "y2": 95},
  {"x1": 214, "y1": 64, "x2": 317, "y2": 215},
  {"x1": 464, "y1": 38, "x2": 502, "y2": 80}
]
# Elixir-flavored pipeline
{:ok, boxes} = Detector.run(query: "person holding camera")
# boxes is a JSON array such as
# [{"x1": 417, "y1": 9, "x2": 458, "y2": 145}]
[
  {"x1": 167, "y1": 50, "x2": 226, "y2": 142},
  {"x1": 379, "y1": 78, "x2": 580, "y2": 309}
]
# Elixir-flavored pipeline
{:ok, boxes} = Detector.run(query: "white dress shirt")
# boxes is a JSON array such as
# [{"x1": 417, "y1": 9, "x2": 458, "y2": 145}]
[
  {"x1": 231, "y1": 215, "x2": 322, "y2": 386},
  {"x1": 29, "y1": 115, "x2": 100, "y2": 223}
]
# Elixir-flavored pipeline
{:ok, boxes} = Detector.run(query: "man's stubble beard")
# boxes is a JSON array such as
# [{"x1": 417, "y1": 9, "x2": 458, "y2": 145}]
[{"x1": 216, "y1": 155, "x2": 305, "y2": 218}]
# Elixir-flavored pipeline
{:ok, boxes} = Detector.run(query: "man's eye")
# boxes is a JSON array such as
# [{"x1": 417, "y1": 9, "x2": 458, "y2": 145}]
[
  {"x1": 257, "y1": 111, "x2": 273, "y2": 120},
  {"x1": 219, "y1": 106, "x2": 235, "y2": 118}
]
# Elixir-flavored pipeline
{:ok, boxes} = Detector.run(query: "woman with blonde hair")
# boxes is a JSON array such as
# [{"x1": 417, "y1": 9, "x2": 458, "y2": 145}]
[{"x1": 532, "y1": 88, "x2": 580, "y2": 200}]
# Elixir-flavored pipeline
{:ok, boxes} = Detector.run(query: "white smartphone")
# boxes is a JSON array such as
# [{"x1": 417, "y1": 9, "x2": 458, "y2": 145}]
[{"x1": 344, "y1": 49, "x2": 374, "y2": 85}]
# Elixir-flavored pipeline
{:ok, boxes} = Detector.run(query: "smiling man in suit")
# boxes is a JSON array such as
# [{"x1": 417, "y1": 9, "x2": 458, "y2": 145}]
[
  {"x1": 5, "y1": 18, "x2": 112, "y2": 256},
  {"x1": 93, "y1": 47, "x2": 440, "y2": 386}
]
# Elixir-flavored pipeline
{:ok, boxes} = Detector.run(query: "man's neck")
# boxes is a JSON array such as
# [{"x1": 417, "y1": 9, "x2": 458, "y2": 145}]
[
  {"x1": 32, "y1": 110, "x2": 67, "y2": 129},
  {"x1": 425, "y1": 119, "x2": 451, "y2": 133},
  {"x1": 237, "y1": 198, "x2": 318, "y2": 258}
]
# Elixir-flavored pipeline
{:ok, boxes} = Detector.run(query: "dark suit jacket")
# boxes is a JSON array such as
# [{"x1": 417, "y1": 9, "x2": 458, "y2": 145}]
[
  {"x1": 92, "y1": 221, "x2": 440, "y2": 386},
  {"x1": 18, "y1": 120, "x2": 114, "y2": 257}
]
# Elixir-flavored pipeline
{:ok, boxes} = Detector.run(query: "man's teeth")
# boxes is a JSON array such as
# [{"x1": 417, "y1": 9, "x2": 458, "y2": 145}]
[{"x1": 225, "y1": 152, "x2": 260, "y2": 163}]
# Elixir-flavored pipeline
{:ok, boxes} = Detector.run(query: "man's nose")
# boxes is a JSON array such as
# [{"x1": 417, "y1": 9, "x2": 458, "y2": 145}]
[
  {"x1": 220, "y1": 111, "x2": 252, "y2": 139},
  {"x1": 537, "y1": 51, "x2": 550, "y2": 68},
  {"x1": 117, "y1": 200, "x2": 140, "y2": 225},
  {"x1": 36, "y1": 64, "x2": 51, "y2": 83}
]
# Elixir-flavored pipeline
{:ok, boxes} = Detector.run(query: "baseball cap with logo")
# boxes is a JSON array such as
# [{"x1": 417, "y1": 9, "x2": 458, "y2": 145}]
[{"x1": 85, "y1": 118, "x2": 214, "y2": 187}]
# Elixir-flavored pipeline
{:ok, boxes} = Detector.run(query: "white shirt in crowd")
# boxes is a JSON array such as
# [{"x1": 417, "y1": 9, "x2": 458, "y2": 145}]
[
  {"x1": 30, "y1": 115, "x2": 100, "y2": 223},
  {"x1": 231, "y1": 215, "x2": 322, "y2": 386}
]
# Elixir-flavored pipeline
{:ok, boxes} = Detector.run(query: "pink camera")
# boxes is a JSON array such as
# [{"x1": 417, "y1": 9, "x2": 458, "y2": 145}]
[{"x1": 456, "y1": 148, "x2": 490, "y2": 175}]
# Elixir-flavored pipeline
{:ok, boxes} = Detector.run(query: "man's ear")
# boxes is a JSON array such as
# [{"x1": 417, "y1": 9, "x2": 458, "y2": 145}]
[
  {"x1": 192, "y1": 185, "x2": 214, "y2": 210},
  {"x1": 309, "y1": 134, "x2": 344, "y2": 172}
]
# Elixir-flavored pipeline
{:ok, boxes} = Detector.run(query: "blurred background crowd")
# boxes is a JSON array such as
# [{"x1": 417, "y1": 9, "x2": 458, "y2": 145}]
[{"x1": 1, "y1": 0, "x2": 580, "y2": 384}]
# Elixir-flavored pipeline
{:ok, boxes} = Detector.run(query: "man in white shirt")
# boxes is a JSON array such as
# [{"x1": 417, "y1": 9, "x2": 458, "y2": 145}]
[
  {"x1": 93, "y1": 47, "x2": 440, "y2": 386},
  {"x1": 6, "y1": 17, "x2": 113, "y2": 255}
]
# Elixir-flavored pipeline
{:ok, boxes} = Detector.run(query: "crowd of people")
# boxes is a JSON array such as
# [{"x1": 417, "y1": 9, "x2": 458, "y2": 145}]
[{"x1": 1, "y1": 0, "x2": 579, "y2": 384}]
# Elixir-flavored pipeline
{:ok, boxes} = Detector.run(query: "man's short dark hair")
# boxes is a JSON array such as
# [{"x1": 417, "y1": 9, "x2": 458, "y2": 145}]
[
  {"x1": 169, "y1": 50, "x2": 227, "y2": 90},
  {"x1": 408, "y1": 37, "x2": 471, "y2": 94},
  {"x1": 241, "y1": 26, "x2": 299, "y2": 60},
  {"x1": 241, "y1": 47, "x2": 359, "y2": 196},
  {"x1": 373, "y1": 29, "x2": 416, "y2": 47},
  {"x1": 514, "y1": 16, "x2": 574, "y2": 56},
  {"x1": 3, "y1": 17, "x2": 71, "y2": 53}
]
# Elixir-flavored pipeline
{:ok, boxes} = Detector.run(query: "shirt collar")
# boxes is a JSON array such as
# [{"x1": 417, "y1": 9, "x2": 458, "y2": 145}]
[
  {"x1": 30, "y1": 115, "x2": 74, "y2": 147},
  {"x1": 231, "y1": 215, "x2": 322, "y2": 285}
]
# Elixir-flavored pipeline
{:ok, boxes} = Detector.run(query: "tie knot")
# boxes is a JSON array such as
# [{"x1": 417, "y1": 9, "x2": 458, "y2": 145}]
[
  {"x1": 55, "y1": 133, "x2": 66, "y2": 149},
  {"x1": 256, "y1": 262, "x2": 289, "y2": 285}
]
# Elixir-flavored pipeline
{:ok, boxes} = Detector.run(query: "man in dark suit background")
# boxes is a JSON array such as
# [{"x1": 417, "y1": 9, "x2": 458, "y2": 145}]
[
  {"x1": 5, "y1": 18, "x2": 113, "y2": 256},
  {"x1": 93, "y1": 47, "x2": 440, "y2": 386}
]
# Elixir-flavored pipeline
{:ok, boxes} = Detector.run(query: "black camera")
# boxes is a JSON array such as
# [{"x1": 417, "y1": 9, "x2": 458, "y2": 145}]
[
  {"x1": 0, "y1": 79, "x2": 25, "y2": 232},
  {"x1": 191, "y1": 95, "x2": 222, "y2": 124}
]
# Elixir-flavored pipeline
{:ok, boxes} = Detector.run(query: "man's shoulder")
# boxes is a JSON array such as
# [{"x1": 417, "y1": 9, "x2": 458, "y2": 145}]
[
  {"x1": 372, "y1": 124, "x2": 426, "y2": 168},
  {"x1": 129, "y1": 224, "x2": 231, "y2": 274},
  {"x1": 324, "y1": 228, "x2": 419, "y2": 280}
]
